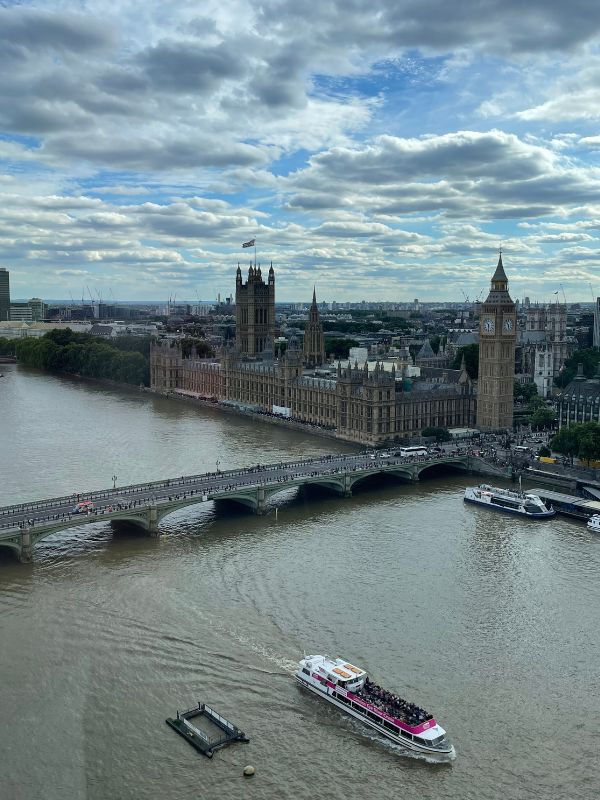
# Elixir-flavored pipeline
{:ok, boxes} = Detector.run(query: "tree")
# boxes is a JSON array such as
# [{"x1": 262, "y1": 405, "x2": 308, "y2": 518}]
[
  {"x1": 324, "y1": 337, "x2": 360, "y2": 359},
  {"x1": 179, "y1": 337, "x2": 214, "y2": 359},
  {"x1": 550, "y1": 426, "x2": 580, "y2": 462},
  {"x1": 526, "y1": 395, "x2": 545, "y2": 412},
  {"x1": 0, "y1": 337, "x2": 16, "y2": 357},
  {"x1": 529, "y1": 407, "x2": 556, "y2": 430},
  {"x1": 577, "y1": 422, "x2": 600, "y2": 464},
  {"x1": 554, "y1": 348, "x2": 600, "y2": 388},
  {"x1": 421, "y1": 426, "x2": 452, "y2": 442},
  {"x1": 14, "y1": 331, "x2": 152, "y2": 386},
  {"x1": 550, "y1": 422, "x2": 600, "y2": 464},
  {"x1": 451, "y1": 344, "x2": 478, "y2": 378},
  {"x1": 514, "y1": 381, "x2": 538, "y2": 402}
]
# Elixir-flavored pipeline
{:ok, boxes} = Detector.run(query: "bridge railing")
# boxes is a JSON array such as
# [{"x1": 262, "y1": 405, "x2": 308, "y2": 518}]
[
  {"x1": 0, "y1": 452, "x2": 470, "y2": 524},
  {"x1": 0, "y1": 454, "x2": 364, "y2": 516}
]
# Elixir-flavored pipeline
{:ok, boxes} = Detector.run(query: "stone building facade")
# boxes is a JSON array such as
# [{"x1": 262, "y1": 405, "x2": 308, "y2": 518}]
[
  {"x1": 517, "y1": 301, "x2": 572, "y2": 396},
  {"x1": 303, "y1": 288, "x2": 326, "y2": 367},
  {"x1": 235, "y1": 263, "x2": 275, "y2": 355},
  {"x1": 151, "y1": 337, "x2": 475, "y2": 445},
  {"x1": 150, "y1": 265, "x2": 476, "y2": 445},
  {"x1": 476, "y1": 255, "x2": 516, "y2": 430}
]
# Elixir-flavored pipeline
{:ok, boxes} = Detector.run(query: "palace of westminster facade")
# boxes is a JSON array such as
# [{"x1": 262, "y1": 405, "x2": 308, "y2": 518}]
[{"x1": 151, "y1": 259, "x2": 515, "y2": 445}]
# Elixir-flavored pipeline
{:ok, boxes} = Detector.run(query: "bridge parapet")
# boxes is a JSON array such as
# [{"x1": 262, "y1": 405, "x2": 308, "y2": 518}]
[{"x1": 0, "y1": 452, "x2": 503, "y2": 562}]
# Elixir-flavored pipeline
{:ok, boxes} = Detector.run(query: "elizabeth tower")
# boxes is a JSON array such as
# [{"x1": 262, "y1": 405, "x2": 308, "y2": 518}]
[{"x1": 476, "y1": 254, "x2": 516, "y2": 431}]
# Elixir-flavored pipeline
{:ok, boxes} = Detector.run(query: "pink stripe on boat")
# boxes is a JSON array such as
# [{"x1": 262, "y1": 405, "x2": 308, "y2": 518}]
[{"x1": 346, "y1": 692, "x2": 436, "y2": 733}]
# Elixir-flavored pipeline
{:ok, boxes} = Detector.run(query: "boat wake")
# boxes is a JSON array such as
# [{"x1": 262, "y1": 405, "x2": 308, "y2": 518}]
[{"x1": 192, "y1": 606, "x2": 297, "y2": 674}]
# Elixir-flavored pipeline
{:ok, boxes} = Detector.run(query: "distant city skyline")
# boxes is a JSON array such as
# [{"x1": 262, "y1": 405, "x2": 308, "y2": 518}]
[{"x1": 1, "y1": 2, "x2": 600, "y2": 301}]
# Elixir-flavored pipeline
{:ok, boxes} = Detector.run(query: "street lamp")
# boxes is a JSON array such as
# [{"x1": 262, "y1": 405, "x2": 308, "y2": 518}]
[
  {"x1": 216, "y1": 460, "x2": 220, "y2": 473},
  {"x1": 112, "y1": 474, "x2": 117, "y2": 489}
]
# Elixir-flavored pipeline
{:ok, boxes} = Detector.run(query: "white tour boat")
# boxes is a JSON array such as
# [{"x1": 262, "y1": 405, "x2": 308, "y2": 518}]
[
  {"x1": 464, "y1": 484, "x2": 555, "y2": 518},
  {"x1": 295, "y1": 655, "x2": 454, "y2": 756},
  {"x1": 587, "y1": 514, "x2": 600, "y2": 533}
]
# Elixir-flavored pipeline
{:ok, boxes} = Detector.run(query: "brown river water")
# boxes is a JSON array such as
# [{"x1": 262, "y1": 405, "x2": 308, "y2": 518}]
[{"x1": 0, "y1": 364, "x2": 598, "y2": 800}]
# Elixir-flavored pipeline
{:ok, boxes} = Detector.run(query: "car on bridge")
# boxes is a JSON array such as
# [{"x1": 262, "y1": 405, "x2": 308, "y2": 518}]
[{"x1": 72, "y1": 500, "x2": 95, "y2": 514}]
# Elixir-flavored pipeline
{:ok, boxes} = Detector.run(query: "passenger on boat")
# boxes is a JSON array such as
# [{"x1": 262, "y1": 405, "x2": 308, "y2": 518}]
[{"x1": 361, "y1": 678, "x2": 432, "y2": 725}]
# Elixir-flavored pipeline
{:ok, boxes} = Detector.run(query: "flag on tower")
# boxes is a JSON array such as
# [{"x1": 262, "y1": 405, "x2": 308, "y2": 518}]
[{"x1": 242, "y1": 239, "x2": 255, "y2": 248}]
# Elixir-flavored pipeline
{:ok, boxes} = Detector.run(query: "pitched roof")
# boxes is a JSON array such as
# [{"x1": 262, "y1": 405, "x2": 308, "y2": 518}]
[
  {"x1": 455, "y1": 331, "x2": 478, "y2": 346},
  {"x1": 491, "y1": 253, "x2": 508, "y2": 283},
  {"x1": 416, "y1": 339, "x2": 436, "y2": 359}
]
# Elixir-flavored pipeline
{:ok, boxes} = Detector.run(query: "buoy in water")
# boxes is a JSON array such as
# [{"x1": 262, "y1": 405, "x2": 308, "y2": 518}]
[{"x1": 243, "y1": 765, "x2": 256, "y2": 777}]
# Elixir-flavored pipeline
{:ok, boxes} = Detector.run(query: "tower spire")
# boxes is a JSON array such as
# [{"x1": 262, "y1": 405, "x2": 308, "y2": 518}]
[
  {"x1": 491, "y1": 251, "x2": 508, "y2": 284},
  {"x1": 303, "y1": 285, "x2": 325, "y2": 368}
]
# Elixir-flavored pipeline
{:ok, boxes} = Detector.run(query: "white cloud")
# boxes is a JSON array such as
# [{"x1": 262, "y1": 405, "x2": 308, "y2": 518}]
[{"x1": 1, "y1": 1, "x2": 600, "y2": 299}]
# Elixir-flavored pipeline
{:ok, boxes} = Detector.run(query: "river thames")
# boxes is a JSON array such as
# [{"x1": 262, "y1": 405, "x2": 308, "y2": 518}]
[{"x1": 0, "y1": 364, "x2": 598, "y2": 800}]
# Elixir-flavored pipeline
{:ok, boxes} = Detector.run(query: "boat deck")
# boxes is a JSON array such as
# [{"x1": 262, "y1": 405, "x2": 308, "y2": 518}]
[
  {"x1": 529, "y1": 488, "x2": 600, "y2": 521},
  {"x1": 356, "y1": 680, "x2": 433, "y2": 728}
]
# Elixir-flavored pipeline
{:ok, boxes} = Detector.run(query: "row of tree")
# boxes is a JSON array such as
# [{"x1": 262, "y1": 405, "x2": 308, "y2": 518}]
[
  {"x1": 12, "y1": 329, "x2": 150, "y2": 386},
  {"x1": 550, "y1": 422, "x2": 600, "y2": 465},
  {"x1": 0, "y1": 337, "x2": 17, "y2": 357}
]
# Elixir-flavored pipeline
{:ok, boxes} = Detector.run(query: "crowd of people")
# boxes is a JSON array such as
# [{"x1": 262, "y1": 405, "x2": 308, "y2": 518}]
[
  {"x1": 360, "y1": 677, "x2": 433, "y2": 727},
  {"x1": 8, "y1": 432, "x2": 595, "y2": 534}
]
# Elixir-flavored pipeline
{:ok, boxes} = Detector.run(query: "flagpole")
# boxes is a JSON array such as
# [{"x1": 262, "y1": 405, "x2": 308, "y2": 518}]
[{"x1": 254, "y1": 239, "x2": 257, "y2": 269}]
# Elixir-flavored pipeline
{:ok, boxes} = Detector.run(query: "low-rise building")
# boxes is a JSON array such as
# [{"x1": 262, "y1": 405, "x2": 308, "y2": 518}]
[{"x1": 556, "y1": 364, "x2": 600, "y2": 427}]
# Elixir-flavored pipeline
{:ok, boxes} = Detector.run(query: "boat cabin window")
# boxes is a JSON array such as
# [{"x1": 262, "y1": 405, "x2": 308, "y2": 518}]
[
  {"x1": 413, "y1": 736, "x2": 427, "y2": 746},
  {"x1": 400, "y1": 730, "x2": 412, "y2": 740},
  {"x1": 302, "y1": 668, "x2": 310, "y2": 676}
]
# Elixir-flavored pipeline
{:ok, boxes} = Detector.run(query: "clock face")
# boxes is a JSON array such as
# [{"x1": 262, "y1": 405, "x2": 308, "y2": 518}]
[
  {"x1": 503, "y1": 318, "x2": 514, "y2": 332},
  {"x1": 483, "y1": 317, "x2": 495, "y2": 333}
]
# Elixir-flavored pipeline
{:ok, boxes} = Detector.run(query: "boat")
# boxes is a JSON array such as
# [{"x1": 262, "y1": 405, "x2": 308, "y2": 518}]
[
  {"x1": 587, "y1": 514, "x2": 600, "y2": 533},
  {"x1": 464, "y1": 484, "x2": 555, "y2": 518},
  {"x1": 295, "y1": 655, "x2": 454, "y2": 756}
]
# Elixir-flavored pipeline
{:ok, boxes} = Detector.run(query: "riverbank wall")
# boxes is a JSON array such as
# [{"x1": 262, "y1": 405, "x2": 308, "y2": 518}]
[{"x1": 148, "y1": 388, "x2": 351, "y2": 446}]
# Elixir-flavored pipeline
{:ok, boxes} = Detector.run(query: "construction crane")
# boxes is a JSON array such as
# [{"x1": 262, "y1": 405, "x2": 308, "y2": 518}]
[{"x1": 559, "y1": 283, "x2": 567, "y2": 305}]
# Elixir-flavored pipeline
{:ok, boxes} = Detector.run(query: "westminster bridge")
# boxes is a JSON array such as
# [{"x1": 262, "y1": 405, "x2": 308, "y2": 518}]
[{"x1": 0, "y1": 451, "x2": 509, "y2": 563}]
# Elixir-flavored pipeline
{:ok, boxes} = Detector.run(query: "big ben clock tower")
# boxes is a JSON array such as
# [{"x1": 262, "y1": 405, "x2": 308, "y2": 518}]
[{"x1": 476, "y1": 253, "x2": 516, "y2": 430}]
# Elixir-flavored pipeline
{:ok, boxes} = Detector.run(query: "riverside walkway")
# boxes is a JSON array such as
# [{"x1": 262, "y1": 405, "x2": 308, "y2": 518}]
[{"x1": 0, "y1": 451, "x2": 507, "y2": 562}]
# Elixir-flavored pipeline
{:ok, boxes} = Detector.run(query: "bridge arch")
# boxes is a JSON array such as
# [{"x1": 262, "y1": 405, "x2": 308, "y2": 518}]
[
  {"x1": 212, "y1": 495, "x2": 260, "y2": 513},
  {"x1": 415, "y1": 459, "x2": 469, "y2": 479},
  {"x1": 0, "y1": 539, "x2": 22, "y2": 559},
  {"x1": 347, "y1": 466, "x2": 415, "y2": 491}
]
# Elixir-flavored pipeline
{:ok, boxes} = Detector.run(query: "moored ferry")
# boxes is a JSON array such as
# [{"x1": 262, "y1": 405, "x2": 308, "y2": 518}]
[
  {"x1": 295, "y1": 655, "x2": 454, "y2": 756},
  {"x1": 464, "y1": 484, "x2": 555, "y2": 518},
  {"x1": 587, "y1": 514, "x2": 600, "y2": 533}
]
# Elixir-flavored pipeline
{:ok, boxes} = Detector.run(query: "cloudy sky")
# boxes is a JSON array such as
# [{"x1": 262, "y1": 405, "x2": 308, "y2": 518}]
[{"x1": 2, "y1": 1, "x2": 600, "y2": 303}]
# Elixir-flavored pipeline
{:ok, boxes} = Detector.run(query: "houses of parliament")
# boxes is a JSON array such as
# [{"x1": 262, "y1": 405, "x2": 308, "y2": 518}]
[{"x1": 151, "y1": 259, "x2": 514, "y2": 445}]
